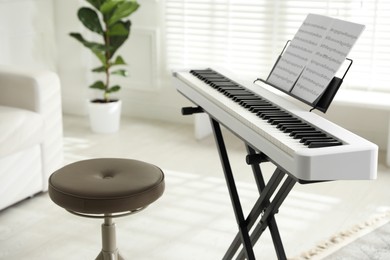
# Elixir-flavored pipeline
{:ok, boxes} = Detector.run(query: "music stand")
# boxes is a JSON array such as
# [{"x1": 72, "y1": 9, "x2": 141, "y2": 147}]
[{"x1": 254, "y1": 41, "x2": 352, "y2": 113}]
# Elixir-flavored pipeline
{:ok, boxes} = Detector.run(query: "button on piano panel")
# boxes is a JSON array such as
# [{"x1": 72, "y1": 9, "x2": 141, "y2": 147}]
[{"x1": 190, "y1": 69, "x2": 343, "y2": 149}]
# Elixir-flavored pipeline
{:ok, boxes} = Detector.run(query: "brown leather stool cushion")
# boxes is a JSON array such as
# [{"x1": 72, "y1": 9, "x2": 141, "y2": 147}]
[{"x1": 49, "y1": 158, "x2": 165, "y2": 214}]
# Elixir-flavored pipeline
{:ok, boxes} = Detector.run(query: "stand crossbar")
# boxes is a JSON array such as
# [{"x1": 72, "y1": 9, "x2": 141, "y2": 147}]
[
  {"x1": 245, "y1": 146, "x2": 287, "y2": 260},
  {"x1": 210, "y1": 118, "x2": 297, "y2": 260}
]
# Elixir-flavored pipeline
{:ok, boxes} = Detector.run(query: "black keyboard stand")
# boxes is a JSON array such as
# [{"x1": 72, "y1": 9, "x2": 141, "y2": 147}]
[
  {"x1": 183, "y1": 106, "x2": 297, "y2": 259},
  {"x1": 211, "y1": 118, "x2": 296, "y2": 260}
]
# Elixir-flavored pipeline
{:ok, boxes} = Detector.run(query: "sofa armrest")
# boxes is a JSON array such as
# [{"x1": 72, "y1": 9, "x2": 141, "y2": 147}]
[
  {"x1": 0, "y1": 66, "x2": 64, "y2": 190},
  {"x1": 0, "y1": 67, "x2": 60, "y2": 113}
]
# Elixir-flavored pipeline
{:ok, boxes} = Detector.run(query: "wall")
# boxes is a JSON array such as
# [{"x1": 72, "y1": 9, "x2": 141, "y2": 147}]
[
  {"x1": 0, "y1": 0, "x2": 57, "y2": 71},
  {"x1": 324, "y1": 104, "x2": 389, "y2": 151}
]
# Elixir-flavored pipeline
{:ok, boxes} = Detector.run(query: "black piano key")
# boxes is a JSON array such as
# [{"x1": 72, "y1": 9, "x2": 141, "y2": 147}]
[
  {"x1": 217, "y1": 88, "x2": 242, "y2": 94},
  {"x1": 291, "y1": 132, "x2": 327, "y2": 139},
  {"x1": 268, "y1": 116, "x2": 295, "y2": 124},
  {"x1": 304, "y1": 138, "x2": 336, "y2": 145},
  {"x1": 190, "y1": 70, "x2": 215, "y2": 76},
  {"x1": 281, "y1": 120, "x2": 310, "y2": 126},
  {"x1": 283, "y1": 126, "x2": 316, "y2": 134},
  {"x1": 245, "y1": 99, "x2": 270, "y2": 104},
  {"x1": 308, "y1": 141, "x2": 343, "y2": 148},
  {"x1": 215, "y1": 87, "x2": 242, "y2": 92},
  {"x1": 278, "y1": 122, "x2": 307, "y2": 130},
  {"x1": 289, "y1": 129, "x2": 321, "y2": 135},
  {"x1": 264, "y1": 115, "x2": 293, "y2": 122},
  {"x1": 281, "y1": 122, "x2": 311, "y2": 128},
  {"x1": 247, "y1": 103, "x2": 274, "y2": 108},
  {"x1": 210, "y1": 80, "x2": 229, "y2": 85},
  {"x1": 232, "y1": 93, "x2": 258, "y2": 98},
  {"x1": 276, "y1": 118, "x2": 302, "y2": 123},
  {"x1": 257, "y1": 109, "x2": 282, "y2": 116},
  {"x1": 202, "y1": 77, "x2": 223, "y2": 83},
  {"x1": 251, "y1": 106, "x2": 278, "y2": 112},
  {"x1": 223, "y1": 90, "x2": 250, "y2": 96},
  {"x1": 231, "y1": 96, "x2": 258, "y2": 102},
  {"x1": 249, "y1": 102, "x2": 274, "y2": 107},
  {"x1": 266, "y1": 110, "x2": 289, "y2": 115},
  {"x1": 240, "y1": 99, "x2": 265, "y2": 103},
  {"x1": 300, "y1": 136, "x2": 334, "y2": 143},
  {"x1": 250, "y1": 106, "x2": 278, "y2": 113},
  {"x1": 269, "y1": 119, "x2": 297, "y2": 125},
  {"x1": 264, "y1": 110, "x2": 291, "y2": 119},
  {"x1": 228, "y1": 94, "x2": 257, "y2": 100},
  {"x1": 212, "y1": 81, "x2": 238, "y2": 86},
  {"x1": 206, "y1": 76, "x2": 228, "y2": 80},
  {"x1": 262, "y1": 115, "x2": 290, "y2": 121},
  {"x1": 224, "y1": 92, "x2": 243, "y2": 98},
  {"x1": 240, "y1": 100, "x2": 268, "y2": 107},
  {"x1": 210, "y1": 82, "x2": 236, "y2": 88},
  {"x1": 201, "y1": 75, "x2": 224, "y2": 81},
  {"x1": 207, "y1": 78, "x2": 229, "y2": 82},
  {"x1": 225, "y1": 89, "x2": 251, "y2": 94},
  {"x1": 258, "y1": 112, "x2": 283, "y2": 119},
  {"x1": 197, "y1": 72, "x2": 222, "y2": 78},
  {"x1": 249, "y1": 103, "x2": 275, "y2": 108},
  {"x1": 259, "y1": 111, "x2": 288, "y2": 119},
  {"x1": 284, "y1": 128, "x2": 316, "y2": 135},
  {"x1": 190, "y1": 69, "x2": 214, "y2": 73},
  {"x1": 200, "y1": 75, "x2": 225, "y2": 81},
  {"x1": 211, "y1": 82, "x2": 239, "y2": 87},
  {"x1": 215, "y1": 84, "x2": 241, "y2": 88},
  {"x1": 242, "y1": 102, "x2": 261, "y2": 108}
]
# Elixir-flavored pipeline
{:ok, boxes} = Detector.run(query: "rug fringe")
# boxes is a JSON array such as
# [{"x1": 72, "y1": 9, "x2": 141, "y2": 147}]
[{"x1": 290, "y1": 211, "x2": 390, "y2": 260}]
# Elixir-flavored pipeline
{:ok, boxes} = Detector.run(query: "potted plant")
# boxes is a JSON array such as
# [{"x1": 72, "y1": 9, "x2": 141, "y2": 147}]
[{"x1": 70, "y1": 0, "x2": 140, "y2": 133}]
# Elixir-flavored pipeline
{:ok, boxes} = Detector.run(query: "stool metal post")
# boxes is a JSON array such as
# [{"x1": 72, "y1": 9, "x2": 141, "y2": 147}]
[{"x1": 96, "y1": 214, "x2": 124, "y2": 260}]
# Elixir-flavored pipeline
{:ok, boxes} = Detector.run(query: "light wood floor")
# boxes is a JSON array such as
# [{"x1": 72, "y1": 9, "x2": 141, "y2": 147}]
[{"x1": 0, "y1": 115, "x2": 389, "y2": 259}]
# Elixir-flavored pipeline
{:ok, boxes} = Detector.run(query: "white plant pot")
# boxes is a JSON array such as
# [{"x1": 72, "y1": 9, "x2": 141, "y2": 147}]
[{"x1": 88, "y1": 100, "x2": 122, "y2": 134}]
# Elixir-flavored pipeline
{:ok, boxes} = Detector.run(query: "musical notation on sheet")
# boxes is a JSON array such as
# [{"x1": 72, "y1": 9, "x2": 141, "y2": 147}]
[{"x1": 267, "y1": 14, "x2": 365, "y2": 104}]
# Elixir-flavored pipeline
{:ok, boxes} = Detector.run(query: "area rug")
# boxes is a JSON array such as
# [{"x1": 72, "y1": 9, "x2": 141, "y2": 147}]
[{"x1": 292, "y1": 211, "x2": 390, "y2": 259}]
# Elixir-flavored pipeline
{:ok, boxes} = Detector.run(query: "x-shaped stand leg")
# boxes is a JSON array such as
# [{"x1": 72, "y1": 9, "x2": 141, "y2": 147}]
[{"x1": 210, "y1": 118, "x2": 296, "y2": 260}]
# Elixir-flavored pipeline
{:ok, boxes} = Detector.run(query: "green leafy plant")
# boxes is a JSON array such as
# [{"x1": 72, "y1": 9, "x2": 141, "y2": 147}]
[{"x1": 70, "y1": 0, "x2": 140, "y2": 102}]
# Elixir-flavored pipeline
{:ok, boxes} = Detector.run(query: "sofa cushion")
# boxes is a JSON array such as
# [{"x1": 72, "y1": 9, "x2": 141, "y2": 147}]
[{"x1": 0, "y1": 105, "x2": 43, "y2": 157}]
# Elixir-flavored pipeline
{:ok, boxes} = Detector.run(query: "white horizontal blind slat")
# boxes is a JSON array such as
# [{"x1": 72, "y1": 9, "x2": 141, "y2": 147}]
[
  {"x1": 165, "y1": 0, "x2": 390, "y2": 91},
  {"x1": 165, "y1": 0, "x2": 277, "y2": 79}
]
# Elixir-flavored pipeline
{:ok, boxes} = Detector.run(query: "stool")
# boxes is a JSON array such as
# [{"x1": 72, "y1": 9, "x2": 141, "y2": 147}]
[{"x1": 48, "y1": 158, "x2": 165, "y2": 260}]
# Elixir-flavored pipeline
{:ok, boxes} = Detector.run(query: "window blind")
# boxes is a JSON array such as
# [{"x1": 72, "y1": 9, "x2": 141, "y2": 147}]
[{"x1": 165, "y1": 0, "x2": 390, "y2": 91}]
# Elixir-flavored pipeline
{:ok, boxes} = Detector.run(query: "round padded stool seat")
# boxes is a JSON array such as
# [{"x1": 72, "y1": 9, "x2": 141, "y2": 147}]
[{"x1": 49, "y1": 158, "x2": 165, "y2": 215}]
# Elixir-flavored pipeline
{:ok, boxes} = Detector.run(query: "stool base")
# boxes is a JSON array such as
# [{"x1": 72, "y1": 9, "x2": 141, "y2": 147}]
[{"x1": 96, "y1": 251, "x2": 124, "y2": 260}]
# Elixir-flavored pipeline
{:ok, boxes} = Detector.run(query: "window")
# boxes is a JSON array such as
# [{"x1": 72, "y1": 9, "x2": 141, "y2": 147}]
[{"x1": 165, "y1": 0, "x2": 390, "y2": 91}]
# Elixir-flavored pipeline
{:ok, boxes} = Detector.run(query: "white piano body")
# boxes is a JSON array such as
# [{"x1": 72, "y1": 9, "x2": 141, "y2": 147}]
[{"x1": 173, "y1": 68, "x2": 378, "y2": 182}]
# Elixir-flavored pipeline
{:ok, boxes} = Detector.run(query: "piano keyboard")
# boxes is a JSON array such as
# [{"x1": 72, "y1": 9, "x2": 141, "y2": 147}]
[
  {"x1": 173, "y1": 68, "x2": 378, "y2": 181},
  {"x1": 190, "y1": 69, "x2": 343, "y2": 149}
]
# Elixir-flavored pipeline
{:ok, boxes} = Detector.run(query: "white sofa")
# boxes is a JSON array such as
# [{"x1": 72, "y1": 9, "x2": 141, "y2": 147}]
[{"x1": 0, "y1": 67, "x2": 63, "y2": 211}]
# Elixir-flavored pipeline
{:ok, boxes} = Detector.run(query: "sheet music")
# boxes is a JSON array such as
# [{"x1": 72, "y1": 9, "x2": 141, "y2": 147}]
[
  {"x1": 267, "y1": 14, "x2": 365, "y2": 104},
  {"x1": 267, "y1": 14, "x2": 332, "y2": 92}
]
